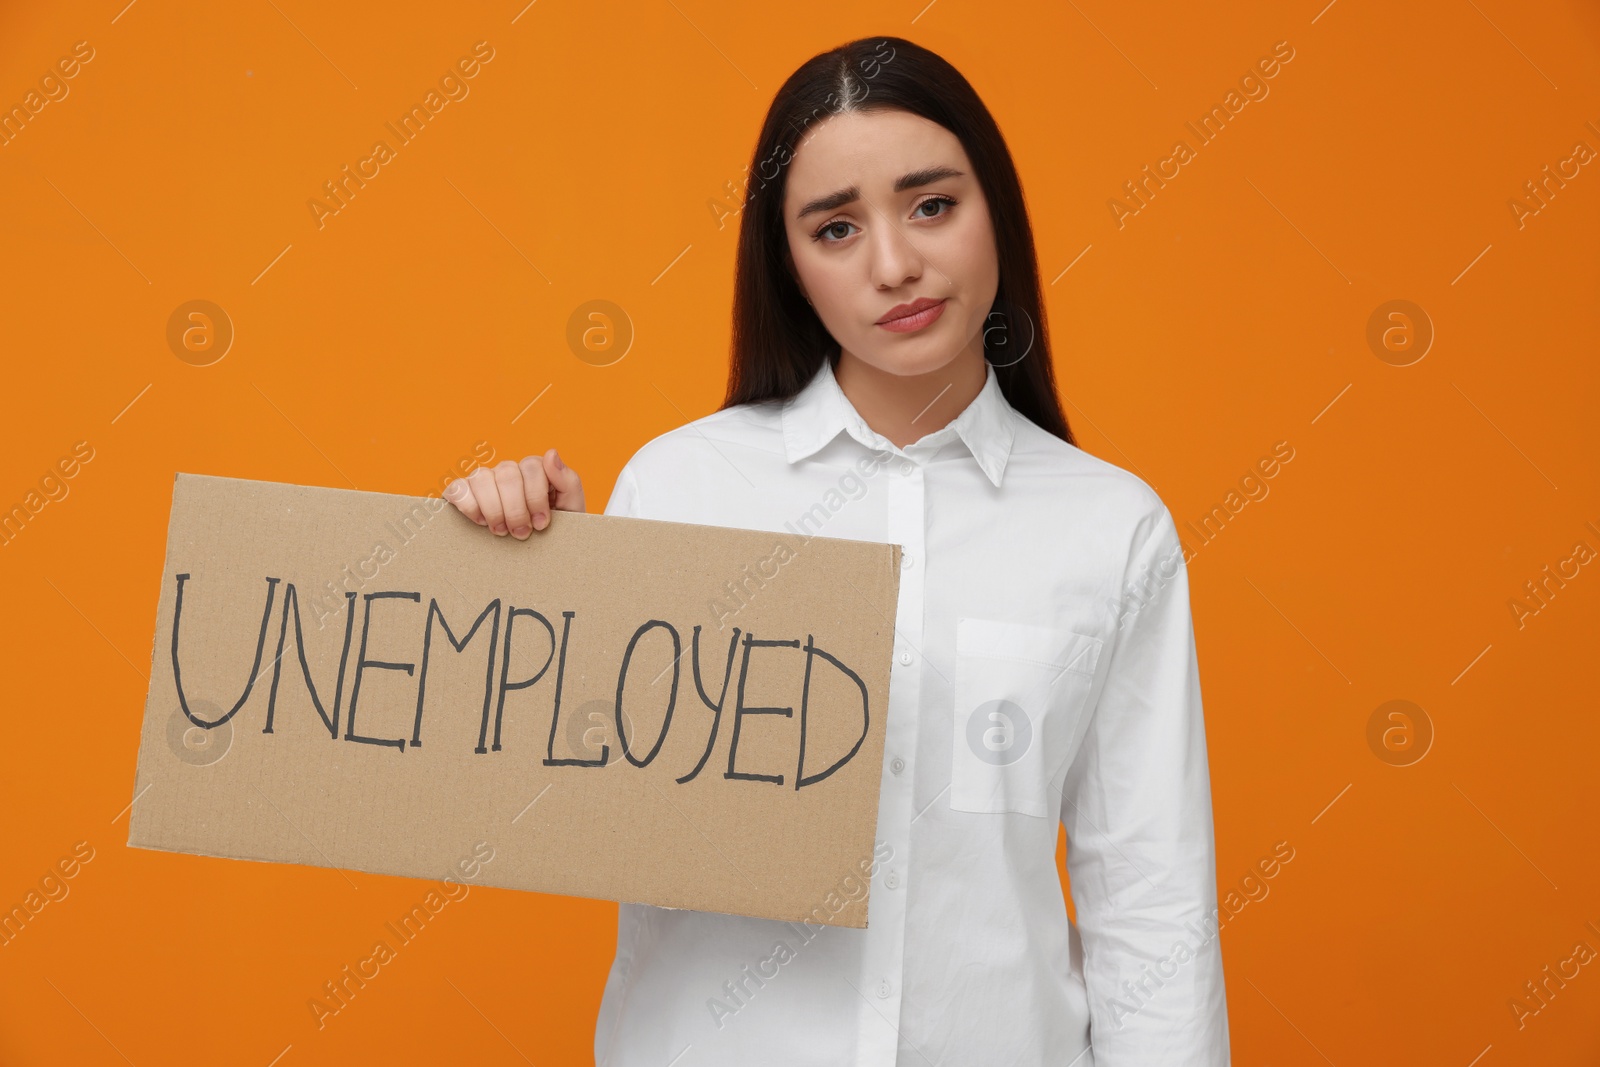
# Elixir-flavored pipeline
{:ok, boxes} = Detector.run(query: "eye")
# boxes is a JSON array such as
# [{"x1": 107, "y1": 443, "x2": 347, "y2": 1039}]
[
  {"x1": 811, "y1": 218, "x2": 858, "y2": 243},
  {"x1": 809, "y1": 194, "x2": 958, "y2": 244}
]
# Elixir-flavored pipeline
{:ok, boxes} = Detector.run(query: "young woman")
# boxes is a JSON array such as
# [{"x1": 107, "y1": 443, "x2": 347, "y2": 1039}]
[{"x1": 446, "y1": 35, "x2": 1229, "y2": 1067}]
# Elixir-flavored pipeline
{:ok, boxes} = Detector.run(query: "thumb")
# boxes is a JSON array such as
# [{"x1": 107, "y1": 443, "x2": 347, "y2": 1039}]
[{"x1": 541, "y1": 448, "x2": 586, "y2": 512}]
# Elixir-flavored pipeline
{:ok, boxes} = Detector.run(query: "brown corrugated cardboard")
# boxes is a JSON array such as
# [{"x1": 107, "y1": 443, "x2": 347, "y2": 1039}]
[{"x1": 128, "y1": 473, "x2": 901, "y2": 928}]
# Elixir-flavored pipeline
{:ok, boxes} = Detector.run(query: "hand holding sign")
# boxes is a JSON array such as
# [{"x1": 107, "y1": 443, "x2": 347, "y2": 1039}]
[
  {"x1": 443, "y1": 449, "x2": 584, "y2": 538},
  {"x1": 127, "y1": 474, "x2": 901, "y2": 927}
]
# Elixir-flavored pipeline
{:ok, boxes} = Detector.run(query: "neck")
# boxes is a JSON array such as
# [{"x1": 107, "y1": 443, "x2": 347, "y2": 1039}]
[{"x1": 834, "y1": 347, "x2": 987, "y2": 449}]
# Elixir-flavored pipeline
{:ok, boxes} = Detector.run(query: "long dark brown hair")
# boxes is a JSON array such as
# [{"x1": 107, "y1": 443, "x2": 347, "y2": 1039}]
[{"x1": 718, "y1": 35, "x2": 1075, "y2": 446}]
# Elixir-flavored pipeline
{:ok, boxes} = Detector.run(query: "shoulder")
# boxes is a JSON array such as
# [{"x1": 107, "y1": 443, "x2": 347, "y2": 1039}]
[
  {"x1": 1009, "y1": 413, "x2": 1175, "y2": 543},
  {"x1": 620, "y1": 398, "x2": 786, "y2": 476}
]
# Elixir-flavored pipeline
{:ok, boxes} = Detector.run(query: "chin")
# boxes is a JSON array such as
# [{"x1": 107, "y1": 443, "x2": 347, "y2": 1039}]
[{"x1": 859, "y1": 345, "x2": 966, "y2": 379}]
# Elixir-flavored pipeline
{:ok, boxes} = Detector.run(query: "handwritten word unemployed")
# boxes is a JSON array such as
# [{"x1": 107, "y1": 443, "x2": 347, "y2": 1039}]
[{"x1": 167, "y1": 575, "x2": 874, "y2": 789}]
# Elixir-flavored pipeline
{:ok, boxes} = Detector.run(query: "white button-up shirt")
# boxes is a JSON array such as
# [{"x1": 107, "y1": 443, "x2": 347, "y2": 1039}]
[{"x1": 594, "y1": 355, "x2": 1229, "y2": 1066}]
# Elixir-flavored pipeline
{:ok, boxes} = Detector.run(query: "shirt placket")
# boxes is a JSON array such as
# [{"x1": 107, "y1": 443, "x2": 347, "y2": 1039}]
[{"x1": 856, "y1": 444, "x2": 925, "y2": 1065}]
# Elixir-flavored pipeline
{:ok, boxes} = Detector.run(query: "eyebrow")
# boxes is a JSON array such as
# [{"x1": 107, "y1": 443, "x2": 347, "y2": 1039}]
[{"x1": 794, "y1": 165, "x2": 966, "y2": 220}]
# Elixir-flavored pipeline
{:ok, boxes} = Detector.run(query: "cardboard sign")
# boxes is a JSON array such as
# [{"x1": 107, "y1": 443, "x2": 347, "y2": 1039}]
[{"x1": 127, "y1": 473, "x2": 901, "y2": 928}]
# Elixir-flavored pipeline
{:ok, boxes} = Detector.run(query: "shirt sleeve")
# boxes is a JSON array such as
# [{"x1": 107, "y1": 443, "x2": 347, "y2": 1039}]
[
  {"x1": 1058, "y1": 503, "x2": 1230, "y2": 1065},
  {"x1": 602, "y1": 462, "x2": 643, "y2": 519}
]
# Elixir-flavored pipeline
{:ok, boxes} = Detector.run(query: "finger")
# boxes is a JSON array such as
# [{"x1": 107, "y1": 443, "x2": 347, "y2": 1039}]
[
  {"x1": 541, "y1": 449, "x2": 586, "y2": 514},
  {"x1": 492, "y1": 460, "x2": 534, "y2": 539},
  {"x1": 512, "y1": 455, "x2": 551, "y2": 533},
  {"x1": 468, "y1": 466, "x2": 507, "y2": 535},
  {"x1": 443, "y1": 478, "x2": 487, "y2": 525}
]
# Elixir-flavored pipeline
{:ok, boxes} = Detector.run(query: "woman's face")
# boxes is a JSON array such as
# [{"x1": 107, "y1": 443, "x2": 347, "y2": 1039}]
[{"x1": 782, "y1": 108, "x2": 999, "y2": 378}]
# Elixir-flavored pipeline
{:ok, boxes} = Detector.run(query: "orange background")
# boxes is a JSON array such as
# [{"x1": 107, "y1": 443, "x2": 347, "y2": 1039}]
[{"x1": 2, "y1": 1, "x2": 1598, "y2": 1063}]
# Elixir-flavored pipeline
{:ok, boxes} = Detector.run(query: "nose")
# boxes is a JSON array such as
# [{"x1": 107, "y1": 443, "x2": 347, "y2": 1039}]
[{"x1": 867, "y1": 210, "x2": 924, "y2": 291}]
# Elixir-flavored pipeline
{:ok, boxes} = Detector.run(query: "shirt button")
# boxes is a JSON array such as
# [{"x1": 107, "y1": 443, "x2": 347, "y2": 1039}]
[
  {"x1": 877, "y1": 979, "x2": 892, "y2": 998},
  {"x1": 901, "y1": 552, "x2": 914, "y2": 569},
  {"x1": 899, "y1": 461, "x2": 914, "y2": 475},
  {"x1": 885, "y1": 870, "x2": 899, "y2": 889},
  {"x1": 899, "y1": 651, "x2": 913, "y2": 666},
  {"x1": 890, "y1": 757, "x2": 905, "y2": 775}
]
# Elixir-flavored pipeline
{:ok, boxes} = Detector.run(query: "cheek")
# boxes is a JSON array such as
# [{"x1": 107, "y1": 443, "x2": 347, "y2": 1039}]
[
  {"x1": 811, "y1": 267, "x2": 856, "y2": 307},
  {"x1": 939, "y1": 216, "x2": 997, "y2": 302},
  {"x1": 788, "y1": 234, "x2": 829, "y2": 293},
  {"x1": 956, "y1": 212, "x2": 999, "y2": 280},
  {"x1": 794, "y1": 252, "x2": 856, "y2": 316}
]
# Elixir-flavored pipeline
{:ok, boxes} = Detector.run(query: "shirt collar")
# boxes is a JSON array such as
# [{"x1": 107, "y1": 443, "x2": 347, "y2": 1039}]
[{"x1": 781, "y1": 356, "x2": 1016, "y2": 488}]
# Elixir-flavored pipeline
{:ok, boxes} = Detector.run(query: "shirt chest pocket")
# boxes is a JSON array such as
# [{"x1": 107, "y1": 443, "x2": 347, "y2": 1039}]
[{"x1": 949, "y1": 617, "x2": 1104, "y2": 818}]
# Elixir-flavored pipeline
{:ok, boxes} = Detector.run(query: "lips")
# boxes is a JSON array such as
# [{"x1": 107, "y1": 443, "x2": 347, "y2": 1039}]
[
  {"x1": 876, "y1": 297, "x2": 947, "y2": 334},
  {"x1": 878, "y1": 297, "x2": 945, "y2": 325}
]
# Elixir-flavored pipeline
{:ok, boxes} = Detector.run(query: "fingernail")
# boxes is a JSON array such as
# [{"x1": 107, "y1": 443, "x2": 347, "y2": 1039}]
[
  {"x1": 551, "y1": 451, "x2": 565, "y2": 471},
  {"x1": 474, "y1": 516, "x2": 487, "y2": 526},
  {"x1": 512, "y1": 525, "x2": 530, "y2": 539},
  {"x1": 492, "y1": 522, "x2": 508, "y2": 535},
  {"x1": 533, "y1": 512, "x2": 548, "y2": 531}
]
